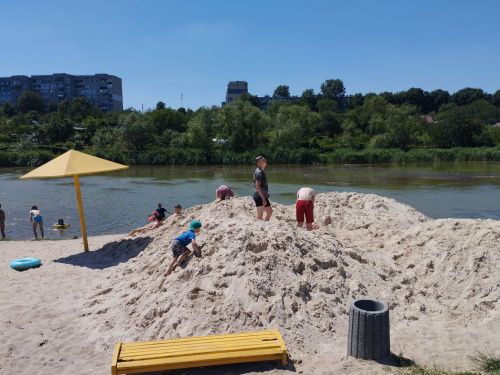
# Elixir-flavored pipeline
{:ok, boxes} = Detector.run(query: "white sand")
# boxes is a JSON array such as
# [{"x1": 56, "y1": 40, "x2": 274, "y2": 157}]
[{"x1": 1, "y1": 192, "x2": 499, "y2": 375}]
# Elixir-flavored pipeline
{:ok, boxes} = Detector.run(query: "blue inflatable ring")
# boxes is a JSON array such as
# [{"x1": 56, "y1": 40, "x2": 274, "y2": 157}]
[{"x1": 10, "y1": 257, "x2": 42, "y2": 271}]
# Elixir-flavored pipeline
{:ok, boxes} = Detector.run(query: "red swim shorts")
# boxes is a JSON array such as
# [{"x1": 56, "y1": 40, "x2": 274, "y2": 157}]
[{"x1": 296, "y1": 200, "x2": 314, "y2": 223}]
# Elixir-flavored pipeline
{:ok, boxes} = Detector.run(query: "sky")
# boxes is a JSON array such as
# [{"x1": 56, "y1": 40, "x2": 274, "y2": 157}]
[{"x1": 1, "y1": 0, "x2": 499, "y2": 111}]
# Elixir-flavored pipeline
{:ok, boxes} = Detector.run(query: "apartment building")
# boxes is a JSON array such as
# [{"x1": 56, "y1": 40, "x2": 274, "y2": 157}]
[{"x1": 0, "y1": 73, "x2": 123, "y2": 112}]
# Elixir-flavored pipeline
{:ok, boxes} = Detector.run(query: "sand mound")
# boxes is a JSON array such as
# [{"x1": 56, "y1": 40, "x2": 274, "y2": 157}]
[{"x1": 2, "y1": 192, "x2": 499, "y2": 374}]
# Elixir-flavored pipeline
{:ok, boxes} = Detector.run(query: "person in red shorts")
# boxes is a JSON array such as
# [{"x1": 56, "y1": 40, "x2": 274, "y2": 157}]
[{"x1": 296, "y1": 187, "x2": 316, "y2": 231}]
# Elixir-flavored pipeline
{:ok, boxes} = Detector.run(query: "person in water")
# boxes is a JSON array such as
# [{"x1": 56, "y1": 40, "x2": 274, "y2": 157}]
[
  {"x1": 0, "y1": 203, "x2": 5, "y2": 239},
  {"x1": 29, "y1": 205, "x2": 44, "y2": 239}
]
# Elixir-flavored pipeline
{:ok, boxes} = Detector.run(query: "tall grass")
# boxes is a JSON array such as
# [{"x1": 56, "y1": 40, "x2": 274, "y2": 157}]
[
  {"x1": 2, "y1": 146, "x2": 500, "y2": 167},
  {"x1": 325, "y1": 147, "x2": 500, "y2": 164},
  {"x1": 391, "y1": 351, "x2": 500, "y2": 375}
]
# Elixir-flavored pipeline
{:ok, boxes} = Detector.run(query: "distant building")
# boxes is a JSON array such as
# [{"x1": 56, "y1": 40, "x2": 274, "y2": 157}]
[
  {"x1": 0, "y1": 73, "x2": 123, "y2": 112},
  {"x1": 222, "y1": 81, "x2": 248, "y2": 106}
]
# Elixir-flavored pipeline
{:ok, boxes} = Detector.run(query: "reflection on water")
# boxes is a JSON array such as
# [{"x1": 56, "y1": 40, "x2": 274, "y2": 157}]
[{"x1": 1, "y1": 162, "x2": 499, "y2": 240}]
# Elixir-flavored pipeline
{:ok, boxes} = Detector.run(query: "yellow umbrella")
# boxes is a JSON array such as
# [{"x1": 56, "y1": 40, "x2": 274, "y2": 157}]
[{"x1": 20, "y1": 150, "x2": 129, "y2": 251}]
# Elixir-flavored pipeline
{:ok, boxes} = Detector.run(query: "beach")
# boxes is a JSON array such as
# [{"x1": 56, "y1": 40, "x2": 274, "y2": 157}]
[{"x1": 1, "y1": 192, "x2": 499, "y2": 375}]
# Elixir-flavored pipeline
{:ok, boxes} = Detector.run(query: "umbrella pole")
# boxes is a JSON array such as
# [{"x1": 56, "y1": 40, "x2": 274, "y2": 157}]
[{"x1": 74, "y1": 175, "x2": 89, "y2": 252}]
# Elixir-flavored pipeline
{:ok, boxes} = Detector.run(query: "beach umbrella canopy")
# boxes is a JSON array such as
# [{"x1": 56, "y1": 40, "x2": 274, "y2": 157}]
[{"x1": 20, "y1": 150, "x2": 128, "y2": 251}]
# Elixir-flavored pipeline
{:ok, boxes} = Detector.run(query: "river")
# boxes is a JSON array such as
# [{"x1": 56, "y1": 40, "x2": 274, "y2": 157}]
[{"x1": 1, "y1": 162, "x2": 499, "y2": 240}]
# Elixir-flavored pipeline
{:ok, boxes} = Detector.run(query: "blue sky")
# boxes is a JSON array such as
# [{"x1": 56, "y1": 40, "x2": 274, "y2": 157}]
[{"x1": 1, "y1": 0, "x2": 499, "y2": 111}]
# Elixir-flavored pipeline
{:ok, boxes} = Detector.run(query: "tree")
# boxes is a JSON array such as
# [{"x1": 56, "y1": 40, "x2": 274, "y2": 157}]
[
  {"x1": 491, "y1": 89, "x2": 500, "y2": 108},
  {"x1": 431, "y1": 104, "x2": 485, "y2": 147},
  {"x1": 156, "y1": 101, "x2": 166, "y2": 110},
  {"x1": 346, "y1": 93, "x2": 364, "y2": 109},
  {"x1": 452, "y1": 88, "x2": 485, "y2": 106},
  {"x1": 218, "y1": 101, "x2": 269, "y2": 151},
  {"x1": 379, "y1": 92, "x2": 395, "y2": 104},
  {"x1": 38, "y1": 112, "x2": 74, "y2": 143},
  {"x1": 429, "y1": 89, "x2": 451, "y2": 113},
  {"x1": 317, "y1": 98, "x2": 337, "y2": 113},
  {"x1": 91, "y1": 128, "x2": 119, "y2": 149},
  {"x1": 186, "y1": 106, "x2": 219, "y2": 150},
  {"x1": 381, "y1": 104, "x2": 424, "y2": 150},
  {"x1": 467, "y1": 99, "x2": 500, "y2": 125},
  {"x1": 1, "y1": 101, "x2": 15, "y2": 117},
  {"x1": 47, "y1": 100, "x2": 58, "y2": 113},
  {"x1": 320, "y1": 79, "x2": 346, "y2": 101},
  {"x1": 58, "y1": 98, "x2": 71, "y2": 115},
  {"x1": 400, "y1": 88, "x2": 430, "y2": 113},
  {"x1": 237, "y1": 93, "x2": 260, "y2": 107},
  {"x1": 119, "y1": 112, "x2": 155, "y2": 150},
  {"x1": 70, "y1": 97, "x2": 91, "y2": 122},
  {"x1": 269, "y1": 105, "x2": 321, "y2": 149},
  {"x1": 273, "y1": 85, "x2": 290, "y2": 98},
  {"x1": 16, "y1": 91, "x2": 45, "y2": 114},
  {"x1": 149, "y1": 107, "x2": 187, "y2": 135},
  {"x1": 300, "y1": 89, "x2": 318, "y2": 111}
]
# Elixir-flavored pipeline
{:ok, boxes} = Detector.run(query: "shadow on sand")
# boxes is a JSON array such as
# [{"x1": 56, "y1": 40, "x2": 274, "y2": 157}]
[{"x1": 53, "y1": 237, "x2": 153, "y2": 269}]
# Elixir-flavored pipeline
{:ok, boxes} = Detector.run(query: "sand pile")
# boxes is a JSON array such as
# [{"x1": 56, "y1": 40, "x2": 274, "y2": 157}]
[{"x1": 1, "y1": 192, "x2": 499, "y2": 375}]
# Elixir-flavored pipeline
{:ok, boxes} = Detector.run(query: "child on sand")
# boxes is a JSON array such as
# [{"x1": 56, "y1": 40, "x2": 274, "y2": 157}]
[
  {"x1": 129, "y1": 205, "x2": 182, "y2": 236},
  {"x1": 215, "y1": 185, "x2": 237, "y2": 202},
  {"x1": 165, "y1": 220, "x2": 202, "y2": 276},
  {"x1": 296, "y1": 187, "x2": 316, "y2": 231}
]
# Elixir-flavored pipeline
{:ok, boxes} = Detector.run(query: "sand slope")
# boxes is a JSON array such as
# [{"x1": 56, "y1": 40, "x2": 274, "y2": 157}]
[{"x1": 1, "y1": 192, "x2": 499, "y2": 375}]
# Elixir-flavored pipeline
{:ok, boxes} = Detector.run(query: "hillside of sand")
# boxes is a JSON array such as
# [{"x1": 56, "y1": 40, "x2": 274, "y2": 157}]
[{"x1": 1, "y1": 192, "x2": 499, "y2": 375}]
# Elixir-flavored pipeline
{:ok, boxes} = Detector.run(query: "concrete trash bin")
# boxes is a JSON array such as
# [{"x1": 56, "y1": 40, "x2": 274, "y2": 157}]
[{"x1": 347, "y1": 299, "x2": 390, "y2": 360}]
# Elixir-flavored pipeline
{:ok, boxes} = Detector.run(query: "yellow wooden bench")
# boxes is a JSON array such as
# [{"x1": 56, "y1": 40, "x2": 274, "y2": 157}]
[{"x1": 111, "y1": 329, "x2": 287, "y2": 375}]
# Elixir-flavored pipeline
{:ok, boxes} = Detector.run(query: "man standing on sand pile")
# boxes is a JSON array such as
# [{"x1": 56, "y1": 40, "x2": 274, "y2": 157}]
[{"x1": 253, "y1": 156, "x2": 272, "y2": 221}]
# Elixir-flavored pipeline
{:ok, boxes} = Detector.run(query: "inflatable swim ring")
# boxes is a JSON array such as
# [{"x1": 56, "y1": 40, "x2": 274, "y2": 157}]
[
  {"x1": 52, "y1": 224, "x2": 70, "y2": 229},
  {"x1": 10, "y1": 257, "x2": 42, "y2": 271}
]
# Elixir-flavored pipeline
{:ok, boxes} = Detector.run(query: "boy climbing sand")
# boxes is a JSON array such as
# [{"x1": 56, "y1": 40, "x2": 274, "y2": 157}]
[{"x1": 165, "y1": 220, "x2": 202, "y2": 276}]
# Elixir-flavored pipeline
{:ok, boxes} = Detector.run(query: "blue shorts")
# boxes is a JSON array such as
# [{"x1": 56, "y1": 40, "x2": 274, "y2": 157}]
[{"x1": 33, "y1": 216, "x2": 43, "y2": 223}]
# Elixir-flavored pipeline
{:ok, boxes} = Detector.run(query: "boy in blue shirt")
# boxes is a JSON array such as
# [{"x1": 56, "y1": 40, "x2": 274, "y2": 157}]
[{"x1": 165, "y1": 220, "x2": 202, "y2": 276}]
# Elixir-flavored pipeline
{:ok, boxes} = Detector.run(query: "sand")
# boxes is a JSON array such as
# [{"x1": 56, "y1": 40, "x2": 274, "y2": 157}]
[{"x1": 1, "y1": 192, "x2": 499, "y2": 375}]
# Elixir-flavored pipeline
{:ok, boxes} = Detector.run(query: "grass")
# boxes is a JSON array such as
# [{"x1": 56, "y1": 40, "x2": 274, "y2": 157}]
[
  {"x1": 389, "y1": 351, "x2": 500, "y2": 375},
  {"x1": 470, "y1": 351, "x2": 500, "y2": 374}
]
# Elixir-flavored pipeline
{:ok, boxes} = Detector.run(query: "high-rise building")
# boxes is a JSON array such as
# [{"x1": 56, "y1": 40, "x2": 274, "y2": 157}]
[
  {"x1": 0, "y1": 73, "x2": 123, "y2": 112},
  {"x1": 222, "y1": 81, "x2": 248, "y2": 106}
]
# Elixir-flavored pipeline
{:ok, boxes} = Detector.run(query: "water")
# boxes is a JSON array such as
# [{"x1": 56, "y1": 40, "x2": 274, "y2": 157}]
[{"x1": 1, "y1": 162, "x2": 499, "y2": 240}]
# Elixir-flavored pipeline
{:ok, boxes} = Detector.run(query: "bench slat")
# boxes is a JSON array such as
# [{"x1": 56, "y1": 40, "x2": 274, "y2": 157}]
[
  {"x1": 119, "y1": 341, "x2": 282, "y2": 361},
  {"x1": 120, "y1": 331, "x2": 277, "y2": 350}
]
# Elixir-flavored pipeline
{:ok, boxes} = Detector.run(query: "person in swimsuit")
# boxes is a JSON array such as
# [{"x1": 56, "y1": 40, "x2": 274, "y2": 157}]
[
  {"x1": 0, "y1": 203, "x2": 5, "y2": 238},
  {"x1": 29, "y1": 205, "x2": 44, "y2": 239}
]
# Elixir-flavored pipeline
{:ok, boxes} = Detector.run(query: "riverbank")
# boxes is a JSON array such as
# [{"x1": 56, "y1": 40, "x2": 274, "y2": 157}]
[
  {"x1": 1, "y1": 193, "x2": 499, "y2": 374},
  {"x1": 2, "y1": 146, "x2": 500, "y2": 168}
]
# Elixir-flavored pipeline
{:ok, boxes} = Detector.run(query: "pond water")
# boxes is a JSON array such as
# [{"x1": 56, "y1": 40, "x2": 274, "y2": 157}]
[{"x1": 1, "y1": 162, "x2": 499, "y2": 240}]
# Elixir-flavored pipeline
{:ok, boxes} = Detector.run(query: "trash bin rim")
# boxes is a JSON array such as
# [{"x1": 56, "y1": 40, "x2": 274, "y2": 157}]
[{"x1": 351, "y1": 299, "x2": 388, "y2": 314}]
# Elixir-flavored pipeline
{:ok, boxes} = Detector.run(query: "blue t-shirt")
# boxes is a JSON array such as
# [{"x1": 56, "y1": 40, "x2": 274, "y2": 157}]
[{"x1": 175, "y1": 230, "x2": 196, "y2": 246}]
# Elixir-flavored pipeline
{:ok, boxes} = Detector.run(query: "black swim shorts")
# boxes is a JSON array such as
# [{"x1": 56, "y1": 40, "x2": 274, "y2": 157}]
[{"x1": 253, "y1": 195, "x2": 271, "y2": 207}]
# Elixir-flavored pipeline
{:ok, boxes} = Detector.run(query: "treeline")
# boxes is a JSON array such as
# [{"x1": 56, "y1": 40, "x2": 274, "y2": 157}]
[{"x1": 1, "y1": 79, "x2": 500, "y2": 167}]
